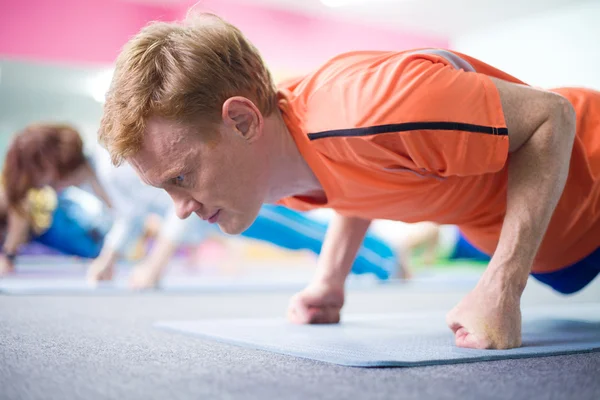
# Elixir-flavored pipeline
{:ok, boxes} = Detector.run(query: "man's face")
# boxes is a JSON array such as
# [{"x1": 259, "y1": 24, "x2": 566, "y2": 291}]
[{"x1": 128, "y1": 117, "x2": 270, "y2": 235}]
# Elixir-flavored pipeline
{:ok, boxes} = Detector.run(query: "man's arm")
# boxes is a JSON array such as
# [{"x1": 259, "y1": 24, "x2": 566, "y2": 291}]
[
  {"x1": 315, "y1": 213, "x2": 372, "y2": 285},
  {"x1": 288, "y1": 213, "x2": 371, "y2": 324},
  {"x1": 447, "y1": 77, "x2": 576, "y2": 349},
  {"x1": 487, "y1": 77, "x2": 576, "y2": 287}
]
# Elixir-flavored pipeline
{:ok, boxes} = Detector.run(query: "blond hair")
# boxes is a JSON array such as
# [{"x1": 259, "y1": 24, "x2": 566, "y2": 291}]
[{"x1": 99, "y1": 13, "x2": 277, "y2": 165}]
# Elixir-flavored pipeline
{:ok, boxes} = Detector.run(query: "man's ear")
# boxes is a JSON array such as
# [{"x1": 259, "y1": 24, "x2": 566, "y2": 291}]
[{"x1": 222, "y1": 97, "x2": 264, "y2": 142}]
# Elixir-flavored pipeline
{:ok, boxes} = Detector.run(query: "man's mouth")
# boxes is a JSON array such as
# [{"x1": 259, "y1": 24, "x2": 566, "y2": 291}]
[{"x1": 207, "y1": 209, "x2": 221, "y2": 224}]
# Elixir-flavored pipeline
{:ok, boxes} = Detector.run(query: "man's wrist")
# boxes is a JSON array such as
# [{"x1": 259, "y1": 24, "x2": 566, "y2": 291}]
[
  {"x1": 481, "y1": 260, "x2": 529, "y2": 296},
  {"x1": 314, "y1": 268, "x2": 348, "y2": 288}
]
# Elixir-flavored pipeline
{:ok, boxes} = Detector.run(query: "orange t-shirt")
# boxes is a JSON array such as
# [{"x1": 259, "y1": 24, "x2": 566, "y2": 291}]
[{"x1": 277, "y1": 49, "x2": 600, "y2": 273}]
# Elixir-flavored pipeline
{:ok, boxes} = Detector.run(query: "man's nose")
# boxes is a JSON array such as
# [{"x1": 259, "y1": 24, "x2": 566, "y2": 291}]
[{"x1": 173, "y1": 195, "x2": 201, "y2": 220}]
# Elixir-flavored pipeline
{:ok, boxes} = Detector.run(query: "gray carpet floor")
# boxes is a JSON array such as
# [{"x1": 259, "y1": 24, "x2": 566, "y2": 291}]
[{"x1": 1, "y1": 278, "x2": 599, "y2": 400}]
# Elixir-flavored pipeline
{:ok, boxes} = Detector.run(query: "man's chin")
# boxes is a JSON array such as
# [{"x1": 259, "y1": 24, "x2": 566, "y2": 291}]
[{"x1": 218, "y1": 215, "x2": 255, "y2": 235}]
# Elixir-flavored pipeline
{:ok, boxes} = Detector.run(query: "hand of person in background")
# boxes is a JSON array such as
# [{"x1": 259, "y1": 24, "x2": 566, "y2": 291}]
[
  {"x1": 128, "y1": 262, "x2": 162, "y2": 290},
  {"x1": 127, "y1": 234, "x2": 176, "y2": 290},
  {"x1": 287, "y1": 279, "x2": 345, "y2": 324},
  {"x1": 0, "y1": 253, "x2": 15, "y2": 276},
  {"x1": 86, "y1": 249, "x2": 118, "y2": 283}
]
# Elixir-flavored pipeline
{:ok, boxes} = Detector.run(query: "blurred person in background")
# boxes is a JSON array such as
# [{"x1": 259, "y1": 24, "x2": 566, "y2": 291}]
[
  {"x1": 370, "y1": 221, "x2": 491, "y2": 273},
  {"x1": 2, "y1": 123, "x2": 406, "y2": 287},
  {"x1": 1, "y1": 124, "x2": 113, "y2": 275}
]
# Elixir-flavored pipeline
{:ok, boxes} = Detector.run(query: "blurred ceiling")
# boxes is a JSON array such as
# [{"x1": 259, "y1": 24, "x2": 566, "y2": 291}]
[
  {"x1": 1, "y1": 0, "x2": 594, "y2": 150},
  {"x1": 0, "y1": 60, "x2": 108, "y2": 149},
  {"x1": 125, "y1": 0, "x2": 594, "y2": 37}
]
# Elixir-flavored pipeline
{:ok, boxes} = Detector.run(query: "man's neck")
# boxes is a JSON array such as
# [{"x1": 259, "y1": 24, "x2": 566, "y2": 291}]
[{"x1": 263, "y1": 110, "x2": 323, "y2": 203}]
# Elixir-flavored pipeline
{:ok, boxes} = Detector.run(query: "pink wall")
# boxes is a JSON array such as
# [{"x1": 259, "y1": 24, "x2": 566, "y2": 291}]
[
  {"x1": 188, "y1": 0, "x2": 448, "y2": 72},
  {"x1": 0, "y1": 0, "x2": 179, "y2": 65},
  {"x1": 0, "y1": 0, "x2": 447, "y2": 71}
]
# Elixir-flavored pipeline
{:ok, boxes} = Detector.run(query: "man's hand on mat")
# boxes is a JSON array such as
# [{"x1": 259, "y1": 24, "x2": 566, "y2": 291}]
[
  {"x1": 287, "y1": 280, "x2": 345, "y2": 324},
  {"x1": 446, "y1": 277, "x2": 522, "y2": 350},
  {"x1": 0, "y1": 254, "x2": 15, "y2": 276},
  {"x1": 86, "y1": 256, "x2": 115, "y2": 283},
  {"x1": 129, "y1": 264, "x2": 161, "y2": 290}
]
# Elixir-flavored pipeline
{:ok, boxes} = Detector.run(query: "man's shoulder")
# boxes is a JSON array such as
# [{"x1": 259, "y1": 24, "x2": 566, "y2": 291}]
[
  {"x1": 280, "y1": 51, "x2": 421, "y2": 163},
  {"x1": 278, "y1": 50, "x2": 407, "y2": 94},
  {"x1": 289, "y1": 51, "x2": 420, "y2": 144}
]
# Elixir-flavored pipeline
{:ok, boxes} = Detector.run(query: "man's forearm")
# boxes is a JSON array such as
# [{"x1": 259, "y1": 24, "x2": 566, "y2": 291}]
[
  {"x1": 315, "y1": 213, "x2": 371, "y2": 286},
  {"x1": 489, "y1": 96, "x2": 576, "y2": 291}
]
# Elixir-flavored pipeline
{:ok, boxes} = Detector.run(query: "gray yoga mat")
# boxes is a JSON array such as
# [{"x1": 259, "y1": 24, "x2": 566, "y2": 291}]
[{"x1": 155, "y1": 304, "x2": 600, "y2": 367}]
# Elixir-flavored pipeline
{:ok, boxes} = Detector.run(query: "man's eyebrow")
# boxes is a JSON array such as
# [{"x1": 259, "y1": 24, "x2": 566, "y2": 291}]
[
  {"x1": 158, "y1": 166, "x2": 186, "y2": 186},
  {"x1": 136, "y1": 167, "x2": 173, "y2": 188},
  {"x1": 129, "y1": 158, "x2": 166, "y2": 188},
  {"x1": 138, "y1": 174, "x2": 161, "y2": 188}
]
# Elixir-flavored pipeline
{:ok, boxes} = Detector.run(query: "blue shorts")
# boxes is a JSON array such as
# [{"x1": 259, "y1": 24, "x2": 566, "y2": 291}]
[
  {"x1": 531, "y1": 247, "x2": 600, "y2": 294},
  {"x1": 450, "y1": 233, "x2": 491, "y2": 262},
  {"x1": 449, "y1": 233, "x2": 599, "y2": 294}
]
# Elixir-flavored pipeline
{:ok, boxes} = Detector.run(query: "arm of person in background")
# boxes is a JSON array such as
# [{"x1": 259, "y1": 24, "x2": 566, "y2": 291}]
[
  {"x1": 396, "y1": 222, "x2": 441, "y2": 276},
  {"x1": 80, "y1": 161, "x2": 113, "y2": 209},
  {"x1": 86, "y1": 214, "x2": 147, "y2": 283},
  {"x1": 58, "y1": 160, "x2": 113, "y2": 209},
  {"x1": 128, "y1": 233, "x2": 177, "y2": 289},
  {"x1": 1, "y1": 207, "x2": 32, "y2": 275},
  {"x1": 129, "y1": 207, "x2": 212, "y2": 289},
  {"x1": 287, "y1": 213, "x2": 371, "y2": 324}
]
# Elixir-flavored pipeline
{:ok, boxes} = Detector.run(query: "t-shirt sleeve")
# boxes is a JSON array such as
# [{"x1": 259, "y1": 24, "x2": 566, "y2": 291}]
[{"x1": 304, "y1": 53, "x2": 510, "y2": 177}]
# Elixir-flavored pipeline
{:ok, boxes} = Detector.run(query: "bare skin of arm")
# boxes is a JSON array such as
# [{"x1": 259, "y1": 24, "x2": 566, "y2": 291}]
[
  {"x1": 396, "y1": 222, "x2": 441, "y2": 276},
  {"x1": 1, "y1": 207, "x2": 32, "y2": 275},
  {"x1": 87, "y1": 215, "x2": 165, "y2": 285},
  {"x1": 446, "y1": 77, "x2": 576, "y2": 349},
  {"x1": 288, "y1": 78, "x2": 577, "y2": 350},
  {"x1": 65, "y1": 162, "x2": 113, "y2": 209},
  {"x1": 86, "y1": 245, "x2": 119, "y2": 283},
  {"x1": 85, "y1": 164, "x2": 113, "y2": 209},
  {"x1": 288, "y1": 213, "x2": 371, "y2": 324},
  {"x1": 129, "y1": 235, "x2": 177, "y2": 289}
]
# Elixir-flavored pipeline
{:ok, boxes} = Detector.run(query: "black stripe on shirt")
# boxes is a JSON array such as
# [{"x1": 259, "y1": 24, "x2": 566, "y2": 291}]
[{"x1": 307, "y1": 121, "x2": 508, "y2": 141}]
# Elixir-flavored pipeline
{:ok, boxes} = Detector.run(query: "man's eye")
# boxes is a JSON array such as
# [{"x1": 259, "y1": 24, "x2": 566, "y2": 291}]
[{"x1": 172, "y1": 175, "x2": 185, "y2": 186}]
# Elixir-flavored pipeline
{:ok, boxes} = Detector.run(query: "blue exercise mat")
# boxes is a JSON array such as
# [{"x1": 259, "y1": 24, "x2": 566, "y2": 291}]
[{"x1": 155, "y1": 304, "x2": 600, "y2": 367}]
